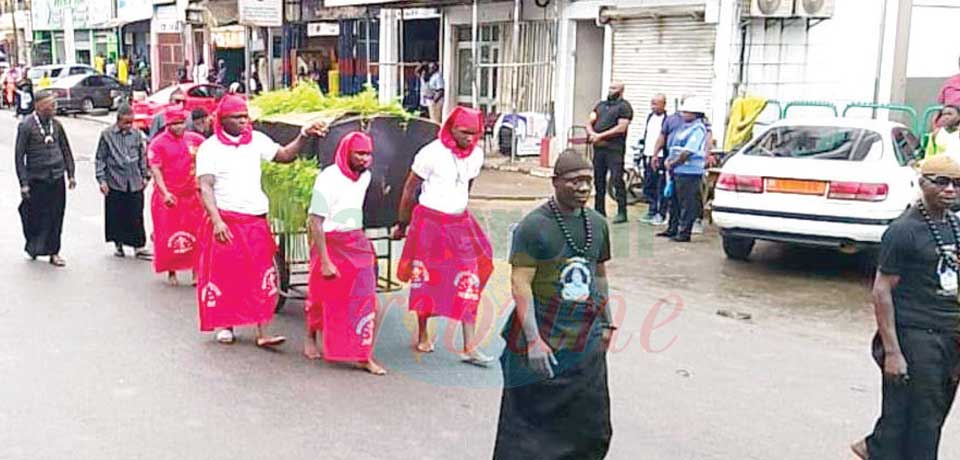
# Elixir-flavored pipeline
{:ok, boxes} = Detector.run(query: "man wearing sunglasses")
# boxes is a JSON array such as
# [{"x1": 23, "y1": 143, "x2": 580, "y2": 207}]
[{"x1": 853, "y1": 155, "x2": 960, "y2": 459}]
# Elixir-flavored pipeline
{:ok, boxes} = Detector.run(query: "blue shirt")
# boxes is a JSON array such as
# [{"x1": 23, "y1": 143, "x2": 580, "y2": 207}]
[{"x1": 668, "y1": 120, "x2": 707, "y2": 176}]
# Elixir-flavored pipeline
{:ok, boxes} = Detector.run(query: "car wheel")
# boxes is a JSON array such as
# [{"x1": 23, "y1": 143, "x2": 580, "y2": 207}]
[
  {"x1": 722, "y1": 235, "x2": 755, "y2": 261},
  {"x1": 81, "y1": 98, "x2": 95, "y2": 113}
]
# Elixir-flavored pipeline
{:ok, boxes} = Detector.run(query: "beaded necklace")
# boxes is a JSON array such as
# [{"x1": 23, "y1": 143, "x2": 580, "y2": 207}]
[
  {"x1": 917, "y1": 201, "x2": 960, "y2": 272},
  {"x1": 547, "y1": 197, "x2": 593, "y2": 257},
  {"x1": 34, "y1": 113, "x2": 54, "y2": 144}
]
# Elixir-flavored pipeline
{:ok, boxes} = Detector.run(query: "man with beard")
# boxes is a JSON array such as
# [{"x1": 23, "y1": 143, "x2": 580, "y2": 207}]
[
  {"x1": 96, "y1": 103, "x2": 152, "y2": 259},
  {"x1": 494, "y1": 149, "x2": 615, "y2": 460},
  {"x1": 587, "y1": 82, "x2": 634, "y2": 223},
  {"x1": 15, "y1": 91, "x2": 76, "y2": 267},
  {"x1": 190, "y1": 108, "x2": 212, "y2": 138},
  {"x1": 394, "y1": 106, "x2": 495, "y2": 365},
  {"x1": 148, "y1": 107, "x2": 206, "y2": 285},
  {"x1": 304, "y1": 132, "x2": 386, "y2": 375},
  {"x1": 852, "y1": 154, "x2": 960, "y2": 459},
  {"x1": 195, "y1": 94, "x2": 328, "y2": 346}
]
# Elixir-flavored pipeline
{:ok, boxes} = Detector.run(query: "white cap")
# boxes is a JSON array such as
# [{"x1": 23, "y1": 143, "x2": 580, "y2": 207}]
[{"x1": 679, "y1": 96, "x2": 708, "y2": 115}]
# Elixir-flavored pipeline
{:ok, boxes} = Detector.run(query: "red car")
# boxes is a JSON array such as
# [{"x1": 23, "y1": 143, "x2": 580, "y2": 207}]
[{"x1": 132, "y1": 83, "x2": 234, "y2": 131}]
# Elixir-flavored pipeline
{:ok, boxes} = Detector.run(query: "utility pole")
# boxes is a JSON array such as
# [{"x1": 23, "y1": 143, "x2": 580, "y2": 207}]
[{"x1": 7, "y1": 0, "x2": 19, "y2": 67}]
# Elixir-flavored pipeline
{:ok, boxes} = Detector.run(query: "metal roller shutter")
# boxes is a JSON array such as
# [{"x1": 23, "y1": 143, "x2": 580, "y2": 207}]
[{"x1": 611, "y1": 16, "x2": 716, "y2": 150}]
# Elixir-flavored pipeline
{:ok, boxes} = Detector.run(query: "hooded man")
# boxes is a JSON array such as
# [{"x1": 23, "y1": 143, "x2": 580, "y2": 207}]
[
  {"x1": 304, "y1": 132, "x2": 386, "y2": 375},
  {"x1": 394, "y1": 106, "x2": 495, "y2": 365},
  {"x1": 494, "y1": 149, "x2": 615, "y2": 460},
  {"x1": 15, "y1": 91, "x2": 76, "y2": 267},
  {"x1": 149, "y1": 107, "x2": 207, "y2": 285},
  {"x1": 195, "y1": 94, "x2": 328, "y2": 347},
  {"x1": 96, "y1": 103, "x2": 152, "y2": 259},
  {"x1": 852, "y1": 155, "x2": 960, "y2": 460}
]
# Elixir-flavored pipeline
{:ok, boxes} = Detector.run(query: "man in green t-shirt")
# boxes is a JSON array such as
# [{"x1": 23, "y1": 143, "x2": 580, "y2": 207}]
[{"x1": 493, "y1": 149, "x2": 616, "y2": 460}]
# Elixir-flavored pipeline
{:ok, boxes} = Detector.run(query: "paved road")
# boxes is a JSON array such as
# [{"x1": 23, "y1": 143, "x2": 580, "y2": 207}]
[{"x1": 2, "y1": 113, "x2": 958, "y2": 459}]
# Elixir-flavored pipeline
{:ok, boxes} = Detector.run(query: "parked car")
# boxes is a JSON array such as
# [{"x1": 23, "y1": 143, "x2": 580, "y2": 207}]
[
  {"x1": 41, "y1": 74, "x2": 129, "y2": 114},
  {"x1": 712, "y1": 117, "x2": 921, "y2": 260},
  {"x1": 132, "y1": 83, "x2": 228, "y2": 131},
  {"x1": 28, "y1": 64, "x2": 98, "y2": 87}
]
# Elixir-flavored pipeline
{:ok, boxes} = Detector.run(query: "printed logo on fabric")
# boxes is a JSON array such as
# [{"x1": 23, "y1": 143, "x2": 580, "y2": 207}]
[
  {"x1": 262, "y1": 267, "x2": 279, "y2": 297},
  {"x1": 356, "y1": 313, "x2": 376, "y2": 346},
  {"x1": 200, "y1": 283, "x2": 222, "y2": 308},
  {"x1": 454, "y1": 271, "x2": 481, "y2": 301},
  {"x1": 410, "y1": 260, "x2": 429, "y2": 289},
  {"x1": 167, "y1": 231, "x2": 197, "y2": 254},
  {"x1": 560, "y1": 257, "x2": 591, "y2": 302}
]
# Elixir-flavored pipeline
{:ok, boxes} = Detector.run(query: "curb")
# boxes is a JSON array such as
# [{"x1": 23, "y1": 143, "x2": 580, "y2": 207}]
[{"x1": 73, "y1": 114, "x2": 113, "y2": 125}]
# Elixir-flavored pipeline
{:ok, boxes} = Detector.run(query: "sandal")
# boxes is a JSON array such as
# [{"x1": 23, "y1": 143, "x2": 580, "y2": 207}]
[
  {"x1": 215, "y1": 329, "x2": 235, "y2": 344},
  {"x1": 49, "y1": 255, "x2": 66, "y2": 267},
  {"x1": 134, "y1": 250, "x2": 153, "y2": 261},
  {"x1": 114, "y1": 245, "x2": 125, "y2": 258},
  {"x1": 459, "y1": 350, "x2": 496, "y2": 368},
  {"x1": 256, "y1": 336, "x2": 286, "y2": 348}
]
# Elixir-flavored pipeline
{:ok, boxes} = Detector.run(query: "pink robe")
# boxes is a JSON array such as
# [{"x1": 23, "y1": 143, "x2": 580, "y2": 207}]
[{"x1": 149, "y1": 131, "x2": 205, "y2": 273}]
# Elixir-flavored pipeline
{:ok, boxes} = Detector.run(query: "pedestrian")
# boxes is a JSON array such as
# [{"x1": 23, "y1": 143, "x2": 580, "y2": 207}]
[
  {"x1": 193, "y1": 57, "x2": 208, "y2": 86},
  {"x1": 177, "y1": 60, "x2": 190, "y2": 83},
  {"x1": 249, "y1": 68, "x2": 262, "y2": 96},
  {"x1": 105, "y1": 58, "x2": 117, "y2": 78},
  {"x1": 426, "y1": 62, "x2": 445, "y2": 122},
  {"x1": 13, "y1": 71, "x2": 32, "y2": 117},
  {"x1": 215, "y1": 59, "x2": 227, "y2": 85},
  {"x1": 94, "y1": 53, "x2": 105, "y2": 74},
  {"x1": 926, "y1": 105, "x2": 960, "y2": 159},
  {"x1": 586, "y1": 82, "x2": 634, "y2": 223},
  {"x1": 148, "y1": 107, "x2": 206, "y2": 286},
  {"x1": 639, "y1": 93, "x2": 668, "y2": 225},
  {"x1": 658, "y1": 97, "x2": 708, "y2": 243},
  {"x1": 149, "y1": 87, "x2": 186, "y2": 140},
  {"x1": 304, "y1": 131, "x2": 386, "y2": 376},
  {"x1": 417, "y1": 62, "x2": 431, "y2": 119},
  {"x1": 38, "y1": 72, "x2": 51, "y2": 89},
  {"x1": 131, "y1": 70, "x2": 150, "y2": 98},
  {"x1": 494, "y1": 149, "x2": 615, "y2": 460},
  {"x1": 95, "y1": 103, "x2": 152, "y2": 260},
  {"x1": 851, "y1": 154, "x2": 960, "y2": 460},
  {"x1": 194, "y1": 94, "x2": 328, "y2": 346},
  {"x1": 190, "y1": 108, "x2": 212, "y2": 138},
  {"x1": 15, "y1": 92, "x2": 77, "y2": 267},
  {"x1": 118, "y1": 54, "x2": 129, "y2": 85},
  {"x1": 393, "y1": 106, "x2": 495, "y2": 364}
]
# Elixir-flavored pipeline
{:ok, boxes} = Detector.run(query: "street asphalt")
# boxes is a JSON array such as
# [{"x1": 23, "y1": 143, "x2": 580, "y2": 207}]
[{"x1": 1, "y1": 113, "x2": 958, "y2": 459}]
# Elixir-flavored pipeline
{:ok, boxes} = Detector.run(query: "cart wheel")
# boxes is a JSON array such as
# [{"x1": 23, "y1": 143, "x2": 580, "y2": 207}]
[{"x1": 274, "y1": 238, "x2": 291, "y2": 313}]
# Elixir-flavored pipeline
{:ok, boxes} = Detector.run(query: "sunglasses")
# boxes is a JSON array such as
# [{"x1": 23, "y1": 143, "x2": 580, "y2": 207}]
[{"x1": 923, "y1": 175, "x2": 960, "y2": 188}]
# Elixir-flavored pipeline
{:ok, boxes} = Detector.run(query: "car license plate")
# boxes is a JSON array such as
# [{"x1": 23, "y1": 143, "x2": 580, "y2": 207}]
[{"x1": 765, "y1": 178, "x2": 826, "y2": 195}]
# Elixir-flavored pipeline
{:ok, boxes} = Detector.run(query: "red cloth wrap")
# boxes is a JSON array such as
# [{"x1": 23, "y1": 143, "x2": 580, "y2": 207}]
[
  {"x1": 397, "y1": 205, "x2": 492, "y2": 322},
  {"x1": 439, "y1": 106, "x2": 483, "y2": 159},
  {"x1": 149, "y1": 131, "x2": 205, "y2": 273},
  {"x1": 335, "y1": 131, "x2": 374, "y2": 182},
  {"x1": 213, "y1": 95, "x2": 252, "y2": 146},
  {"x1": 195, "y1": 211, "x2": 278, "y2": 331},
  {"x1": 164, "y1": 107, "x2": 187, "y2": 126},
  {"x1": 307, "y1": 229, "x2": 378, "y2": 362}
]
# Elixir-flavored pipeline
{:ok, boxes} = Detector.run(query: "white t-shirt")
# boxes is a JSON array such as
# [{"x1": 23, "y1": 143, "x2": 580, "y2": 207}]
[
  {"x1": 195, "y1": 131, "x2": 281, "y2": 216},
  {"x1": 308, "y1": 165, "x2": 371, "y2": 233},
  {"x1": 643, "y1": 113, "x2": 666, "y2": 157},
  {"x1": 411, "y1": 139, "x2": 483, "y2": 215}
]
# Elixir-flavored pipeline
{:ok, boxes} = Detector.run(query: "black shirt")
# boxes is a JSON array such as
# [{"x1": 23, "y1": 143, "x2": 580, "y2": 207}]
[
  {"x1": 591, "y1": 98, "x2": 634, "y2": 152},
  {"x1": 878, "y1": 206, "x2": 960, "y2": 331},
  {"x1": 14, "y1": 115, "x2": 75, "y2": 186},
  {"x1": 504, "y1": 202, "x2": 611, "y2": 351}
]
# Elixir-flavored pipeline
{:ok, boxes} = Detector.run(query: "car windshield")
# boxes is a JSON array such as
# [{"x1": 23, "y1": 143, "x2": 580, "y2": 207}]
[
  {"x1": 146, "y1": 86, "x2": 180, "y2": 104},
  {"x1": 743, "y1": 126, "x2": 882, "y2": 161},
  {"x1": 28, "y1": 68, "x2": 49, "y2": 79}
]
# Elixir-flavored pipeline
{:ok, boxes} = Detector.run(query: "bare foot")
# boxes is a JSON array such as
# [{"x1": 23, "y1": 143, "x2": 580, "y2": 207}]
[
  {"x1": 167, "y1": 272, "x2": 180, "y2": 286},
  {"x1": 303, "y1": 338, "x2": 322, "y2": 360},
  {"x1": 357, "y1": 360, "x2": 387, "y2": 376},
  {"x1": 850, "y1": 438, "x2": 869, "y2": 459},
  {"x1": 256, "y1": 335, "x2": 286, "y2": 348},
  {"x1": 415, "y1": 341, "x2": 434, "y2": 353}
]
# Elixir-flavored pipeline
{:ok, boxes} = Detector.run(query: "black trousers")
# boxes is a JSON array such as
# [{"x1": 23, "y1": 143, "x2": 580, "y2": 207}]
[
  {"x1": 105, "y1": 189, "x2": 146, "y2": 248},
  {"x1": 593, "y1": 147, "x2": 626, "y2": 217},
  {"x1": 18, "y1": 177, "x2": 66, "y2": 257},
  {"x1": 867, "y1": 328, "x2": 960, "y2": 460},
  {"x1": 667, "y1": 174, "x2": 702, "y2": 237}
]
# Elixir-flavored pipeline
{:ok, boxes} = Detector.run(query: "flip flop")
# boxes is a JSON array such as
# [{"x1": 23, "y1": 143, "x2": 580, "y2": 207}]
[
  {"x1": 357, "y1": 361, "x2": 387, "y2": 376},
  {"x1": 415, "y1": 342, "x2": 435, "y2": 353},
  {"x1": 256, "y1": 336, "x2": 286, "y2": 348},
  {"x1": 135, "y1": 251, "x2": 154, "y2": 261},
  {"x1": 459, "y1": 351, "x2": 496, "y2": 368},
  {"x1": 215, "y1": 329, "x2": 235, "y2": 344}
]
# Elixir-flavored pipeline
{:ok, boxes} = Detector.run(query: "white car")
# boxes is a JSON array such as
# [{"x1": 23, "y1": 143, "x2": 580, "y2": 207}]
[{"x1": 712, "y1": 117, "x2": 921, "y2": 260}]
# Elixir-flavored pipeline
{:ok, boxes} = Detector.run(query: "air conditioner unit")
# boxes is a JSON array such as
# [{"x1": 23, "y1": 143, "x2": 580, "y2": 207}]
[
  {"x1": 749, "y1": 0, "x2": 793, "y2": 18},
  {"x1": 794, "y1": 0, "x2": 834, "y2": 18}
]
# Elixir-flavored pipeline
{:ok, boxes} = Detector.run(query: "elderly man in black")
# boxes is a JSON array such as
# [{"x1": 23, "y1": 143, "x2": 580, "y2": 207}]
[
  {"x1": 15, "y1": 92, "x2": 76, "y2": 267},
  {"x1": 494, "y1": 149, "x2": 616, "y2": 460},
  {"x1": 96, "y1": 104, "x2": 152, "y2": 260},
  {"x1": 586, "y1": 82, "x2": 633, "y2": 224},
  {"x1": 852, "y1": 154, "x2": 960, "y2": 459}
]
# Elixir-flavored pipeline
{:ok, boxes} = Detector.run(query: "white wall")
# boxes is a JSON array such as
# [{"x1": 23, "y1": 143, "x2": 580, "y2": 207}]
[{"x1": 906, "y1": 3, "x2": 960, "y2": 78}]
